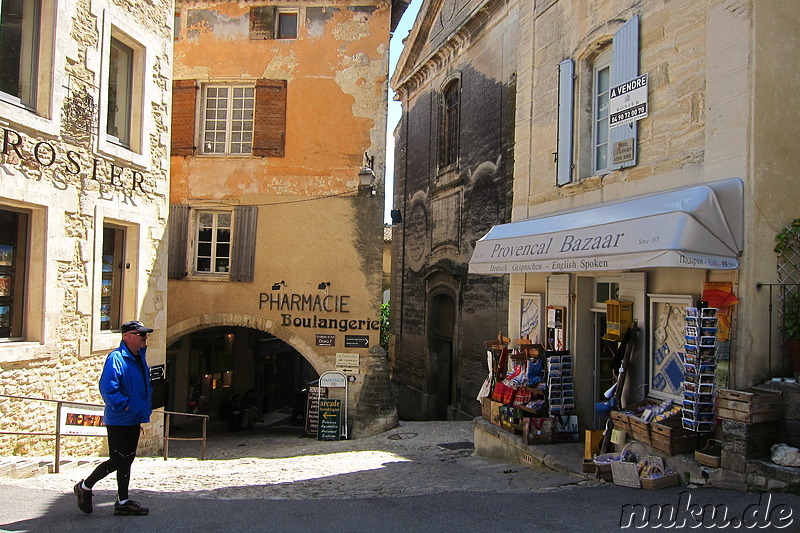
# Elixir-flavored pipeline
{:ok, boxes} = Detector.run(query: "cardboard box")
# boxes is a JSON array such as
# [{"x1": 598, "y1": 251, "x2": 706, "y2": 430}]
[{"x1": 584, "y1": 429, "x2": 605, "y2": 459}]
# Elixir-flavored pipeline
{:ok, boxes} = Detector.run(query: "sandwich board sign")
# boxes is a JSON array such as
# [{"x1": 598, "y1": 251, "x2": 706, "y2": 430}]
[{"x1": 317, "y1": 371, "x2": 348, "y2": 439}]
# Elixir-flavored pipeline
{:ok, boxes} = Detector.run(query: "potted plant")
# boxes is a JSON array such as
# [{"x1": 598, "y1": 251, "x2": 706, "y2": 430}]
[{"x1": 775, "y1": 218, "x2": 800, "y2": 375}]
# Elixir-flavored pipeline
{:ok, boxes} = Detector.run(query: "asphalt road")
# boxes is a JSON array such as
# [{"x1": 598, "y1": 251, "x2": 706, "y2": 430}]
[
  {"x1": 2, "y1": 483, "x2": 800, "y2": 532},
  {"x1": 2, "y1": 421, "x2": 800, "y2": 531}
]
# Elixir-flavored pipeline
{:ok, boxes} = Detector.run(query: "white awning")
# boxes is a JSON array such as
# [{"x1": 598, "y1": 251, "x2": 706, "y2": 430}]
[{"x1": 469, "y1": 178, "x2": 743, "y2": 274}]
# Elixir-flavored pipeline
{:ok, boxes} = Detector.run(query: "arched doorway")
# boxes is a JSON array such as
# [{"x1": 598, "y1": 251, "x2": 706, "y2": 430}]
[
  {"x1": 166, "y1": 326, "x2": 317, "y2": 430},
  {"x1": 429, "y1": 292, "x2": 456, "y2": 420}
]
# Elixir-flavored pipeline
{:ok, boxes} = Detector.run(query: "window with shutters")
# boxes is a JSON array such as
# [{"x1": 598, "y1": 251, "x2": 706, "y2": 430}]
[
  {"x1": 201, "y1": 85, "x2": 255, "y2": 155},
  {"x1": 276, "y1": 9, "x2": 298, "y2": 39},
  {"x1": 171, "y1": 79, "x2": 287, "y2": 158},
  {"x1": 195, "y1": 211, "x2": 232, "y2": 274},
  {"x1": 556, "y1": 16, "x2": 640, "y2": 185},
  {"x1": 168, "y1": 205, "x2": 258, "y2": 282}
]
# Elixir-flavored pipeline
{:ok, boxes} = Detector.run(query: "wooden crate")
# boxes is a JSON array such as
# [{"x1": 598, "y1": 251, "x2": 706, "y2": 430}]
[
  {"x1": 650, "y1": 415, "x2": 700, "y2": 455},
  {"x1": 717, "y1": 388, "x2": 783, "y2": 423},
  {"x1": 629, "y1": 415, "x2": 652, "y2": 446},
  {"x1": 610, "y1": 410, "x2": 631, "y2": 433},
  {"x1": 481, "y1": 397, "x2": 503, "y2": 426}
]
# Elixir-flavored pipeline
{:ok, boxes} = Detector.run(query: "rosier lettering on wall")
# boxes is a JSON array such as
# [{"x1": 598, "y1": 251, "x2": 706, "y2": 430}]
[
  {"x1": 258, "y1": 292, "x2": 380, "y2": 333},
  {"x1": 1, "y1": 127, "x2": 149, "y2": 198}
]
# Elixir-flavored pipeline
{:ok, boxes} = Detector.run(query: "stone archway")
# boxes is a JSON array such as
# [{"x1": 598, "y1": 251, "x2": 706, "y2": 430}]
[{"x1": 166, "y1": 313, "x2": 326, "y2": 375}]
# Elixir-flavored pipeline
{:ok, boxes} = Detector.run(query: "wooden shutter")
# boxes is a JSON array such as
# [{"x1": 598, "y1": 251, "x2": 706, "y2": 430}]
[
  {"x1": 253, "y1": 79, "x2": 287, "y2": 157},
  {"x1": 230, "y1": 206, "x2": 258, "y2": 282},
  {"x1": 171, "y1": 80, "x2": 197, "y2": 156},
  {"x1": 168, "y1": 204, "x2": 189, "y2": 279},
  {"x1": 249, "y1": 6, "x2": 275, "y2": 40},
  {"x1": 556, "y1": 59, "x2": 574, "y2": 186},
  {"x1": 610, "y1": 16, "x2": 639, "y2": 170}
]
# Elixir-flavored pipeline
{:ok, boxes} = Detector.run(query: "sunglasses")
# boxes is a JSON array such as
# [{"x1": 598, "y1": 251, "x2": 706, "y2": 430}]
[{"x1": 129, "y1": 331, "x2": 148, "y2": 338}]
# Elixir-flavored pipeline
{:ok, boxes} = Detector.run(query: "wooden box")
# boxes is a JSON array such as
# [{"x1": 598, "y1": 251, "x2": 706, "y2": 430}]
[
  {"x1": 481, "y1": 397, "x2": 503, "y2": 427},
  {"x1": 650, "y1": 415, "x2": 700, "y2": 455},
  {"x1": 717, "y1": 387, "x2": 783, "y2": 423},
  {"x1": 610, "y1": 410, "x2": 631, "y2": 433},
  {"x1": 629, "y1": 415, "x2": 652, "y2": 446}
]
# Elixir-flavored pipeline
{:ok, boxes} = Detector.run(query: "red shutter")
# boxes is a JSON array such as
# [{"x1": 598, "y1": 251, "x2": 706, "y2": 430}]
[
  {"x1": 253, "y1": 79, "x2": 287, "y2": 157},
  {"x1": 171, "y1": 79, "x2": 198, "y2": 156}
]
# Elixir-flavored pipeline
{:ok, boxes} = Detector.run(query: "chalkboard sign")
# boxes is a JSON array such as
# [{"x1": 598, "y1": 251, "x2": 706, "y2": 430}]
[{"x1": 317, "y1": 398, "x2": 342, "y2": 441}]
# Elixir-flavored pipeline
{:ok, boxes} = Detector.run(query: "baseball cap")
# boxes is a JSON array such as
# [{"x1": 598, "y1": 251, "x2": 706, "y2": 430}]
[{"x1": 121, "y1": 320, "x2": 154, "y2": 334}]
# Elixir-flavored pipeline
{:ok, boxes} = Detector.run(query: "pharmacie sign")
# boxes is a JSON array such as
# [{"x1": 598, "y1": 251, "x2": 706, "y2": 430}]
[
  {"x1": 0, "y1": 126, "x2": 151, "y2": 197},
  {"x1": 609, "y1": 74, "x2": 648, "y2": 127},
  {"x1": 258, "y1": 291, "x2": 380, "y2": 334}
]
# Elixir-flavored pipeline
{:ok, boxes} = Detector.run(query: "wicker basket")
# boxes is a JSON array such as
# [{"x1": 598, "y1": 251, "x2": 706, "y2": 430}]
[
  {"x1": 641, "y1": 464, "x2": 680, "y2": 490},
  {"x1": 611, "y1": 441, "x2": 663, "y2": 489},
  {"x1": 694, "y1": 439, "x2": 722, "y2": 468},
  {"x1": 593, "y1": 452, "x2": 621, "y2": 482}
]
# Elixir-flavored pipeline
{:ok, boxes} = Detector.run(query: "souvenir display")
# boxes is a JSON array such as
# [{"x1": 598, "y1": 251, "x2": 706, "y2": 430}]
[{"x1": 682, "y1": 307, "x2": 718, "y2": 432}]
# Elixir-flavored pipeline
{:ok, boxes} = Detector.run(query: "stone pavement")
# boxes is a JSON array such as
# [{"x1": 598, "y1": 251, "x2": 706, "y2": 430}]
[{"x1": 0, "y1": 420, "x2": 596, "y2": 501}]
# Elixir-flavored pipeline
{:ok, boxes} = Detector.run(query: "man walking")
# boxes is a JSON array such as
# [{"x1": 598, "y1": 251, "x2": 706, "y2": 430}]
[{"x1": 73, "y1": 320, "x2": 153, "y2": 516}]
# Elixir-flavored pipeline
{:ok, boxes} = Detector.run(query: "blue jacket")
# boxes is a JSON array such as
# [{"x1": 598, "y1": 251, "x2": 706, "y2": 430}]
[{"x1": 99, "y1": 342, "x2": 152, "y2": 426}]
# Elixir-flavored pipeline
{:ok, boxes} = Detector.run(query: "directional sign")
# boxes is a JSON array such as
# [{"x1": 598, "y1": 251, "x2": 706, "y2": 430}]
[
  {"x1": 317, "y1": 398, "x2": 342, "y2": 441},
  {"x1": 316, "y1": 334, "x2": 335, "y2": 347},
  {"x1": 335, "y1": 352, "x2": 360, "y2": 374},
  {"x1": 150, "y1": 364, "x2": 165, "y2": 380},
  {"x1": 344, "y1": 335, "x2": 370, "y2": 348}
]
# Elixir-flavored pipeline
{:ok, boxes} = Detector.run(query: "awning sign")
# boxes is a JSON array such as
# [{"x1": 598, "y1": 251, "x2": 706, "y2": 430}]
[
  {"x1": 610, "y1": 74, "x2": 648, "y2": 127},
  {"x1": 469, "y1": 179, "x2": 743, "y2": 274}
]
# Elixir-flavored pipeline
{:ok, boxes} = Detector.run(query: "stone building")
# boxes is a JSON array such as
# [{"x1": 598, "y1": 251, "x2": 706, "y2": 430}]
[
  {"x1": 469, "y1": 0, "x2": 800, "y2": 432},
  {"x1": 167, "y1": 0, "x2": 408, "y2": 437},
  {"x1": 390, "y1": 0, "x2": 517, "y2": 420},
  {"x1": 0, "y1": 0, "x2": 173, "y2": 455}
]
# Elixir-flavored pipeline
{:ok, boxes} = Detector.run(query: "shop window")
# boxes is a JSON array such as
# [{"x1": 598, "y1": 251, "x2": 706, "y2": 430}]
[
  {"x1": 276, "y1": 9, "x2": 298, "y2": 39},
  {"x1": 171, "y1": 79, "x2": 287, "y2": 157},
  {"x1": 100, "y1": 225, "x2": 125, "y2": 331},
  {"x1": 556, "y1": 15, "x2": 640, "y2": 185},
  {"x1": 201, "y1": 85, "x2": 255, "y2": 155},
  {"x1": 594, "y1": 278, "x2": 619, "y2": 308},
  {"x1": 105, "y1": 31, "x2": 143, "y2": 152},
  {"x1": 0, "y1": 207, "x2": 28, "y2": 339},
  {"x1": 169, "y1": 205, "x2": 258, "y2": 281},
  {"x1": 0, "y1": 0, "x2": 40, "y2": 109},
  {"x1": 440, "y1": 80, "x2": 460, "y2": 169}
]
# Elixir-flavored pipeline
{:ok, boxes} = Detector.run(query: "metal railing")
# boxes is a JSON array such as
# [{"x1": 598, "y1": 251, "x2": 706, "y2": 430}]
[{"x1": 0, "y1": 394, "x2": 208, "y2": 473}]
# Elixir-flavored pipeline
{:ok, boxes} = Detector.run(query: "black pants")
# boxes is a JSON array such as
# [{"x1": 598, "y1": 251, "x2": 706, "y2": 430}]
[{"x1": 84, "y1": 424, "x2": 141, "y2": 501}]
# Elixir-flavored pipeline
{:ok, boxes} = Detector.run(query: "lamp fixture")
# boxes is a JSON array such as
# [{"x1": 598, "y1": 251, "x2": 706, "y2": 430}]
[
  {"x1": 317, "y1": 282, "x2": 331, "y2": 290},
  {"x1": 272, "y1": 280, "x2": 286, "y2": 291},
  {"x1": 390, "y1": 209, "x2": 403, "y2": 225},
  {"x1": 358, "y1": 151, "x2": 376, "y2": 196}
]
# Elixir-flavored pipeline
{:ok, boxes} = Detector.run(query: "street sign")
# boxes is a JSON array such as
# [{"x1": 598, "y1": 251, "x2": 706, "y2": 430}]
[
  {"x1": 335, "y1": 352, "x2": 360, "y2": 374},
  {"x1": 150, "y1": 364, "x2": 165, "y2": 380},
  {"x1": 317, "y1": 398, "x2": 342, "y2": 441},
  {"x1": 609, "y1": 74, "x2": 648, "y2": 127},
  {"x1": 344, "y1": 335, "x2": 369, "y2": 348},
  {"x1": 316, "y1": 334, "x2": 335, "y2": 347}
]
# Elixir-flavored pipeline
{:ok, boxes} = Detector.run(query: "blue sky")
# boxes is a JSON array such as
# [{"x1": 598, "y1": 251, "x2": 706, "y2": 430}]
[{"x1": 384, "y1": 0, "x2": 423, "y2": 223}]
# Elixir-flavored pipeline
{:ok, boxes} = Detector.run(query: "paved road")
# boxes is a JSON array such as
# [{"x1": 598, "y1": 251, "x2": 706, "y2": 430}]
[{"x1": 2, "y1": 421, "x2": 800, "y2": 531}]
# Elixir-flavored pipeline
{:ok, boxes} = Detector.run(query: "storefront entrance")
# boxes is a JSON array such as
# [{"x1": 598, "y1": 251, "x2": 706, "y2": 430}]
[{"x1": 166, "y1": 327, "x2": 317, "y2": 429}]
